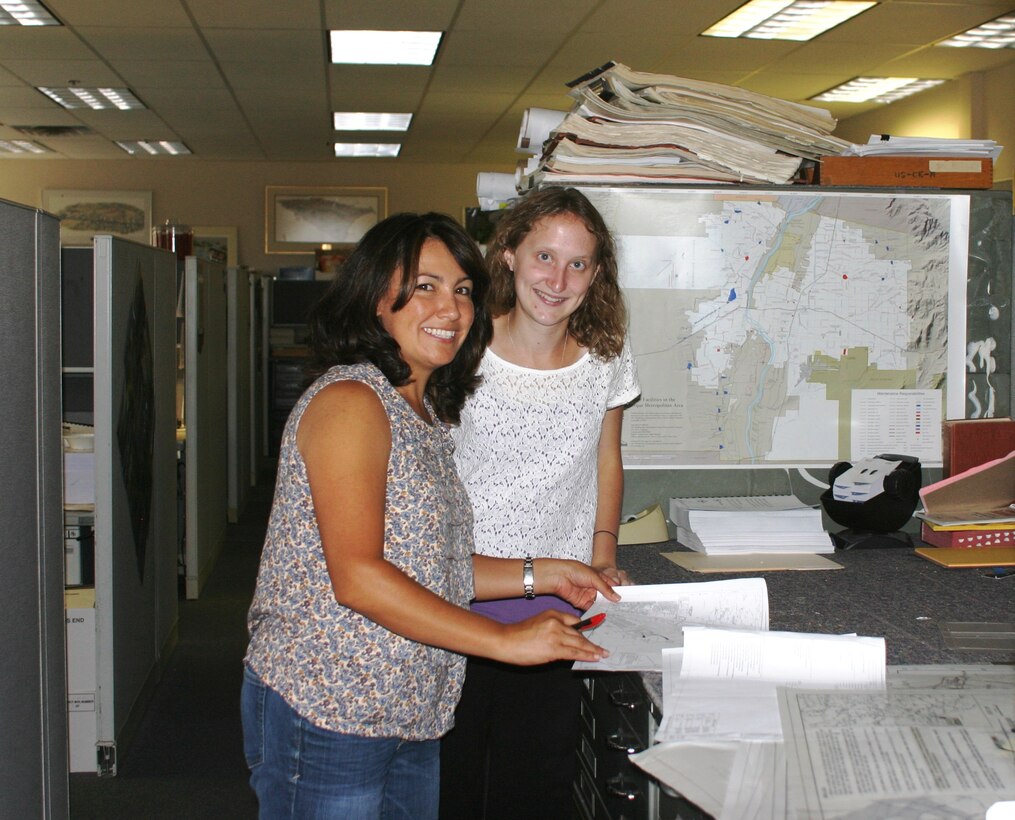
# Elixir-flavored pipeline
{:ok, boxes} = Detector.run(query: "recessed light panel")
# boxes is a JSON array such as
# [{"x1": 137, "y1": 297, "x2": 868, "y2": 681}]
[
  {"x1": 703, "y1": 0, "x2": 876, "y2": 41},
  {"x1": 812, "y1": 77, "x2": 945, "y2": 104},
  {"x1": 116, "y1": 140, "x2": 191, "y2": 156},
  {"x1": 939, "y1": 13, "x2": 1015, "y2": 49},
  {"x1": 0, "y1": 139, "x2": 49, "y2": 153},
  {"x1": 333, "y1": 112, "x2": 412, "y2": 131},
  {"x1": 334, "y1": 142, "x2": 401, "y2": 158},
  {"x1": 39, "y1": 86, "x2": 145, "y2": 110},
  {"x1": 0, "y1": 1, "x2": 59, "y2": 25},
  {"x1": 329, "y1": 30, "x2": 442, "y2": 65}
]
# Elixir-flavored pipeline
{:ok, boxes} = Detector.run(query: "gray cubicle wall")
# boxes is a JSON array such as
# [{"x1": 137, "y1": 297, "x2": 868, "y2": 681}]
[
  {"x1": 0, "y1": 199, "x2": 67, "y2": 817},
  {"x1": 227, "y1": 267, "x2": 252, "y2": 522},
  {"x1": 610, "y1": 187, "x2": 1014, "y2": 520},
  {"x1": 92, "y1": 236, "x2": 178, "y2": 772},
  {"x1": 184, "y1": 255, "x2": 229, "y2": 599}
]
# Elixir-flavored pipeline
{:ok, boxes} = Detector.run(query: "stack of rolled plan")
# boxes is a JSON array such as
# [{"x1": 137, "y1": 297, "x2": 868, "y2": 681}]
[
  {"x1": 516, "y1": 108, "x2": 567, "y2": 155},
  {"x1": 476, "y1": 171, "x2": 519, "y2": 210}
]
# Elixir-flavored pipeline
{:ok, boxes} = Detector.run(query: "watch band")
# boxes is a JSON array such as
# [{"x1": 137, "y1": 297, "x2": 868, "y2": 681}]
[{"x1": 523, "y1": 556, "x2": 535, "y2": 600}]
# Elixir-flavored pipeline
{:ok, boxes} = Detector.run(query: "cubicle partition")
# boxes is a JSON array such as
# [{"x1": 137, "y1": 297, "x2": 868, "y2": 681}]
[
  {"x1": 91, "y1": 236, "x2": 179, "y2": 773},
  {"x1": 226, "y1": 266, "x2": 252, "y2": 522},
  {"x1": 0, "y1": 198, "x2": 67, "y2": 815},
  {"x1": 183, "y1": 255, "x2": 229, "y2": 599}
]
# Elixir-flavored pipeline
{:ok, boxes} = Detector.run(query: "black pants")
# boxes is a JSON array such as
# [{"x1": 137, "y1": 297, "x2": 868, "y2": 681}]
[{"x1": 440, "y1": 657, "x2": 583, "y2": 820}]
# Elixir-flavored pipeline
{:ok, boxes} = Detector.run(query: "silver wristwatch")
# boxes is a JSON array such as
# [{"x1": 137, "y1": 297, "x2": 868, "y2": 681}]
[{"x1": 522, "y1": 556, "x2": 535, "y2": 600}]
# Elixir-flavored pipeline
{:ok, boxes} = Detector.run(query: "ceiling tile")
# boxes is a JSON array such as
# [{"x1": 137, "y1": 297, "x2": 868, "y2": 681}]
[
  {"x1": 876, "y1": 47, "x2": 1015, "y2": 77},
  {"x1": 0, "y1": 58, "x2": 123, "y2": 86},
  {"x1": 116, "y1": 60, "x2": 226, "y2": 89},
  {"x1": 0, "y1": 86, "x2": 51, "y2": 107},
  {"x1": 75, "y1": 26, "x2": 209, "y2": 61},
  {"x1": 439, "y1": 29, "x2": 564, "y2": 67},
  {"x1": 0, "y1": 106, "x2": 81, "y2": 126},
  {"x1": 190, "y1": 0, "x2": 321, "y2": 29},
  {"x1": 454, "y1": 0, "x2": 599, "y2": 32},
  {"x1": 201, "y1": 28, "x2": 325, "y2": 63},
  {"x1": 322, "y1": 0, "x2": 458, "y2": 30},
  {"x1": 818, "y1": 2, "x2": 1015, "y2": 44},
  {"x1": 428, "y1": 65, "x2": 539, "y2": 95},
  {"x1": 771, "y1": 42, "x2": 917, "y2": 74},
  {"x1": 0, "y1": 28, "x2": 95, "y2": 60},
  {"x1": 47, "y1": 0, "x2": 192, "y2": 26},
  {"x1": 220, "y1": 59, "x2": 325, "y2": 91}
]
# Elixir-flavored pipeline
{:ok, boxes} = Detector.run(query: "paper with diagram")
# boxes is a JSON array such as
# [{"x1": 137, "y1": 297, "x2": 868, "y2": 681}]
[{"x1": 572, "y1": 579, "x2": 769, "y2": 671}]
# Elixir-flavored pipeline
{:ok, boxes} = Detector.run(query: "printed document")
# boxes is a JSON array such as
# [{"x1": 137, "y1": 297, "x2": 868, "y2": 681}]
[{"x1": 572, "y1": 579, "x2": 769, "y2": 671}]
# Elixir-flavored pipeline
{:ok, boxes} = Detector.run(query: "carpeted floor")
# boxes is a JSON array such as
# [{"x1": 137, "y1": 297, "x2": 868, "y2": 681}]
[{"x1": 69, "y1": 482, "x2": 271, "y2": 819}]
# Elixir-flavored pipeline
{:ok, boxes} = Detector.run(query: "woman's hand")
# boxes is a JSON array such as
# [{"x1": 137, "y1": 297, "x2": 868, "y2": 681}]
[
  {"x1": 499, "y1": 610, "x2": 610, "y2": 665},
  {"x1": 534, "y1": 558, "x2": 622, "y2": 612},
  {"x1": 592, "y1": 563, "x2": 633, "y2": 587}
]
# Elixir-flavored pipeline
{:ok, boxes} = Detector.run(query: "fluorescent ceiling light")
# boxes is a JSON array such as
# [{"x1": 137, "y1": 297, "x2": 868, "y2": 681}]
[
  {"x1": 939, "y1": 13, "x2": 1015, "y2": 49},
  {"x1": 0, "y1": 139, "x2": 49, "y2": 153},
  {"x1": 812, "y1": 77, "x2": 945, "y2": 103},
  {"x1": 329, "y1": 30, "x2": 442, "y2": 65},
  {"x1": 38, "y1": 86, "x2": 145, "y2": 110},
  {"x1": 0, "y1": 1, "x2": 60, "y2": 25},
  {"x1": 333, "y1": 112, "x2": 412, "y2": 131},
  {"x1": 116, "y1": 140, "x2": 191, "y2": 156},
  {"x1": 334, "y1": 142, "x2": 401, "y2": 158},
  {"x1": 703, "y1": 0, "x2": 876, "y2": 41}
]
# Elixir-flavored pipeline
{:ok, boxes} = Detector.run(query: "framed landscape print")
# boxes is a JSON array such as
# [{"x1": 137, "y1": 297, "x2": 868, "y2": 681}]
[
  {"x1": 265, "y1": 186, "x2": 387, "y2": 254},
  {"x1": 193, "y1": 226, "x2": 238, "y2": 266},
  {"x1": 42, "y1": 189, "x2": 152, "y2": 245}
]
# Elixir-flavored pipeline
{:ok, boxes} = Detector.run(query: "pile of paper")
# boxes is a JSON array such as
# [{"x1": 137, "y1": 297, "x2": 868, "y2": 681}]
[
  {"x1": 669, "y1": 495, "x2": 834, "y2": 555},
  {"x1": 843, "y1": 134, "x2": 1003, "y2": 160},
  {"x1": 520, "y1": 61, "x2": 851, "y2": 188}
]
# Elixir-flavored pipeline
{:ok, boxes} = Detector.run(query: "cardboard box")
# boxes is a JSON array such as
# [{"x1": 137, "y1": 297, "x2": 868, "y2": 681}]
[
  {"x1": 819, "y1": 156, "x2": 993, "y2": 189},
  {"x1": 920, "y1": 522, "x2": 1015, "y2": 548},
  {"x1": 916, "y1": 450, "x2": 1015, "y2": 527},
  {"x1": 943, "y1": 417, "x2": 1015, "y2": 477}
]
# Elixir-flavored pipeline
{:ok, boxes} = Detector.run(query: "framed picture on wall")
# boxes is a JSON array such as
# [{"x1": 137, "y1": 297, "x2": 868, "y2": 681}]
[
  {"x1": 42, "y1": 189, "x2": 152, "y2": 245},
  {"x1": 265, "y1": 186, "x2": 387, "y2": 254},
  {"x1": 193, "y1": 226, "x2": 238, "y2": 266}
]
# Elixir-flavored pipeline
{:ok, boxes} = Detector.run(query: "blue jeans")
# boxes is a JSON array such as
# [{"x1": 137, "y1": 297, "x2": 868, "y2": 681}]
[{"x1": 241, "y1": 666, "x2": 440, "y2": 819}]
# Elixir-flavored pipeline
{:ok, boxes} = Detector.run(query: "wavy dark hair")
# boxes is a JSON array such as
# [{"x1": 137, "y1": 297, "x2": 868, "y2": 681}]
[
  {"x1": 485, "y1": 187, "x2": 626, "y2": 359},
  {"x1": 306, "y1": 212, "x2": 491, "y2": 423}
]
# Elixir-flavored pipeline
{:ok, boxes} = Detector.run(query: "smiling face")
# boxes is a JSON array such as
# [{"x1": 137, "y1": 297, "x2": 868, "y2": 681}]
[
  {"x1": 376, "y1": 237, "x2": 475, "y2": 381},
  {"x1": 503, "y1": 213, "x2": 598, "y2": 329}
]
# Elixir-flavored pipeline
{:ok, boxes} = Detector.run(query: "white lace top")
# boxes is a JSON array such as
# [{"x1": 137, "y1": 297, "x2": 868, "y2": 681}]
[{"x1": 453, "y1": 342, "x2": 640, "y2": 563}]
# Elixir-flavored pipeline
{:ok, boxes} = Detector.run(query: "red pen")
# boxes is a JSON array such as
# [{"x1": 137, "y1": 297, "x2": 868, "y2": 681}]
[{"x1": 573, "y1": 612, "x2": 606, "y2": 631}]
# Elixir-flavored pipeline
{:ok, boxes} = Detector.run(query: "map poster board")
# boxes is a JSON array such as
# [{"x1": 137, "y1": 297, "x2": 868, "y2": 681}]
[{"x1": 576, "y1": 187, "x2": 994, "y2": 468}]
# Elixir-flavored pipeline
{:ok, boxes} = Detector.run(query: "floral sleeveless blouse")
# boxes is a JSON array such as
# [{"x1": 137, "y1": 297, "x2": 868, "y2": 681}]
[{"x1": 245, "y1": 362, "x2": 474, "y2": 739}]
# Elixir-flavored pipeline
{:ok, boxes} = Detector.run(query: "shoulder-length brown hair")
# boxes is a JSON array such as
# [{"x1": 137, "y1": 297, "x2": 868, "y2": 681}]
[
  {"x1": 485, "y1": 187, "x2": 626, "y2": 360},
  {"x1": 306, "y1": 212, "x2": 491, "y2": 424}
]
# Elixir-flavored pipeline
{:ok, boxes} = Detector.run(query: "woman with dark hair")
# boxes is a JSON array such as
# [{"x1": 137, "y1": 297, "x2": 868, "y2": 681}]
[
  {"x1": 440, "y1": 189, "x2": 641, "y2": 819},
  {"x1": 241, "y1": 211, "x2": 618, "y2": 820}
]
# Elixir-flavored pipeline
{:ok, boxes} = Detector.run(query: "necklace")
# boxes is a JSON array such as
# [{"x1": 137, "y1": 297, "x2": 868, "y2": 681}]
[{"x1": 505, "y1": 318, "x2": 569, "y2": 369}]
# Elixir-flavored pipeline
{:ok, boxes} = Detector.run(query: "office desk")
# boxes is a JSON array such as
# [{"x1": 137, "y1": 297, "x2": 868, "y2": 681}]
[{"x1": 574, "y1": 544, "x2": 1014, "y2": 820}]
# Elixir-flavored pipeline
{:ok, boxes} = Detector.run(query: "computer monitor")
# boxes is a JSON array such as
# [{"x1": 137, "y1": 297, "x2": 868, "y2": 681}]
[{"x1": 270, "y1": 279, "x2": 329, "y2": 327}]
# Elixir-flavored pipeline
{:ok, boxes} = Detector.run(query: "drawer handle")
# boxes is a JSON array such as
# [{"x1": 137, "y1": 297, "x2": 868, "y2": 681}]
[
  {"x1": 606, "y1": 731, "x2": 644, "y2": 754},
  {"x1": 607, "y1": 688, "x2": 642, "y2": 710},
  {"x1": 606, "y1": 774, "x2": 642, "y2": 801}
]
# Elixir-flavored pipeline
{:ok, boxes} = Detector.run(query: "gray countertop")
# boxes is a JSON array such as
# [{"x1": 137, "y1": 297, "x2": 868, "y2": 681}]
[{"x1": 615, "y1": 542, "x2": 1014, "y2": 705}]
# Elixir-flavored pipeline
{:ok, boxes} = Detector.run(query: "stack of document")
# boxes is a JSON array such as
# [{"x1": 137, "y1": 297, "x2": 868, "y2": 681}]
[
  {"x1": 668, "y1": 495, "x2": 834, "y2": 555},
  {"x1": 842, "y1": 134, "x2": 1003, "y2": 160},
  {"x1": 521, "y1": 61, "x2": 851, "y2": 188}
]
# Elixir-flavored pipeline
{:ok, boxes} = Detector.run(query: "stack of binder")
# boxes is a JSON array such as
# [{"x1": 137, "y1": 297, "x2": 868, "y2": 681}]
[
  {"x1": 668, "y1": 495, "x2": 834, "y2": 555},
  {"x1": 520, "y1": 61, "x2": 851, "y2": 189}
]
